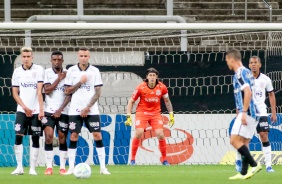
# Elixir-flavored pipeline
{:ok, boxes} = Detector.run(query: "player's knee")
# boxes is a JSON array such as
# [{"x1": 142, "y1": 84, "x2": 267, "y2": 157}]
[
  {"x1": 15, "y1": 135, "x2": 23, "y2": 145},
  {"x1": 92, "y1": 132, "x2": 102, "y2": 140},
  {"x1": 70, "y1": 132, "x2": 79, "y2": 141},
  {"x1": 259, "y1": 132, "x2": 269, "y2": 142},
  {"x1": 32, "y1": 136, "x2": 40, "y2": 148},
  {"x1": 45, "y1": 134, "x2": 53, "y2": 144}
]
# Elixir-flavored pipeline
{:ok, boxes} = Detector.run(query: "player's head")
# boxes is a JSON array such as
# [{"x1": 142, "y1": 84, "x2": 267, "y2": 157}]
[
  {"x1": 20, "y1": 47, "x2": 33, "y2": 67},
  {"x1": 249, "y1": 56, "x2": 261, "y2": 73},
  {"x1": 226, "y1": 49, "x2": 242, "y2": 71},
  {"x1": 145, "y1": 67, "x2": 159, "y2": 84},
  {"x1": 51, "y1": 51, "x2": 64, "y2": 70},
  {"x1": 78, "y1": 47, "x2": 90, "y2": 66}
]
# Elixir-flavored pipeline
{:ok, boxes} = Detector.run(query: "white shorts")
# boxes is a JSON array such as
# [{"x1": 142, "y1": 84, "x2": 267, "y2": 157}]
[{"x1": 230, "y1": 113, "x2": 258, "y2": 139}]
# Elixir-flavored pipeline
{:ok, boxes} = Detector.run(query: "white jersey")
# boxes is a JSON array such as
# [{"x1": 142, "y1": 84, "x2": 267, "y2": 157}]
[
  {"x1": 12, "y1": 64, "x2": 44, "y2": 114},
  {"x1": 64, "y1": 64, "x2": 103, "y2": 115},
  {"x1": 253, "y1": 73, "x2": 274, "y2": 116},
  {"x1": 44, "y1": 68, "x2": 69, "y2": 114}
]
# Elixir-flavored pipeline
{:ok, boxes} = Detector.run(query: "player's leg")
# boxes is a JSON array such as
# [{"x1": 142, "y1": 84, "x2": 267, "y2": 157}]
[
  {"x1": 129, "y1": 112, "x2": 147, "y2": 165},
  {"x1": 64, "y1": 115, "x2": 82, "y2": 175},
  {"x1": 257, "y1": 116, "x2": 273, "y2": 172},
  {"x1": 11, "y1": 112, "x2": 27, "y2": 175},
  {"x1": 29, "y1": 114, "x2": 42, "y2": 175},
  {"x1": 42, "y1": 113, "x2": 56, "y2": 175},
  {"x1": 57, "y1": 114, "x2": 69, "y2": 174},
  {"x1": 152, "y1": 114, "x2": 169, "y2": 165},
  {"x1": 86, "y1": 115, "x2": 110, "y2": 174}
]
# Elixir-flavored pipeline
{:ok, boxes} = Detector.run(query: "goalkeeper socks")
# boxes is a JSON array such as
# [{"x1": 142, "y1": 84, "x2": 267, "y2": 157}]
[
  {"x1": 68, "y1": 148, "x2": 76, "y2": 170},
  {"x1": 131, "y1": 138, "x2": 140, "y2": 160},
  {"x1": 238, "y1": 145, "x2": 257, "y2": 167},
  {"x1": 30, "y1": 147, "x2": 39, "y2": 170},
  {"x1": 96, "y1": 147, "x2": 106, "y2": 170},
  {"x1": 14, "y1": 144, "x2": 23, "y2": 169},
  {"x1": 159, "y1": 139, "x2": 167, "y2": 161},
  {"x1": 262, "y1": 142, "x2": 272, "y2": 167}
]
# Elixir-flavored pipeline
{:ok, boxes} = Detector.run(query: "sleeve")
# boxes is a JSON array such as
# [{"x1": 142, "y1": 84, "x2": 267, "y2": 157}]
[
  {"x1": 64, "y1": 68, "x2": 73, "y2": 86},
  {"x1": 37, "y1": 66, "x2": 44, "y2": 83},
  {"x1": 238, "y1": 69, "x2": 251, "y2": 91},
  {"x1": 43, "y1": 70, "x2": 50, "y2": 85},
  {"x1": 132, "y1": 86, "x2": 141, "y2": 101},
  {"x1": 162, "y1": 85, "x2": 169, "y2": 98},
  {"x1": 94, "y1": 69, "x2": 103, "y2": 87},
  {"x1": 265, "y1": 76, "x2": 274, "y2": 92},
  {"x1": 11, "y1": 69, "x2": 19, "y2": 87}
]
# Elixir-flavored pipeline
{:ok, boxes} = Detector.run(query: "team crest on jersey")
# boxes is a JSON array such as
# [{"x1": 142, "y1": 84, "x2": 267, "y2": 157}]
[
  {"x1": 136, "y1": 120, "x2": 140, "y2": 126},
  {"x1": 15, "y1": 123, "x2": 21, "y2": 131},
  {"x1": 69, "y1": 122, "x2": 76, "y2": 130},
  {"x1": 156, "y1": 90, "x2": 161, "y2": 96}
]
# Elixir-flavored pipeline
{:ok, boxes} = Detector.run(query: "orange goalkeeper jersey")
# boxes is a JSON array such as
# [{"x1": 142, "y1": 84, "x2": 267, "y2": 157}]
[{"x1": 132, "y1": 81, "x2": 168, "y2": 114}]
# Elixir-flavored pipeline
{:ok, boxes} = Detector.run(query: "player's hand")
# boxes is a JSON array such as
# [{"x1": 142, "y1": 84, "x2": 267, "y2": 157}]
[
  {"x1": 271, "y1": 114, "x2": 277, "y2": 124},
  {"x1": 52, "y1": 109, "x2": 62, "y2": 119},
  {"x1": 125, "y1": 114, "x2": 132, "y2": 126},
  {"x1": 241, "y1": 112, "x2": 247, "y2": 125},
  {"x1": 58, "y1": 71, "x2": 66, "y2": 80},
  {"x1": 80, "y1": 107, "x2": 90, "y2": 118},
  {"x1": 38, "y1": 109, "x2": 44, "y2": 120},
  {"x1": 169, "y1": 112, "x2": 175, "y2": 128},
  {"x1": 23, "y1": 107, "x2": 33, "y2": 117},
  {"x1": 80, "y1": 75, "x2": 88, "y2": 84}
]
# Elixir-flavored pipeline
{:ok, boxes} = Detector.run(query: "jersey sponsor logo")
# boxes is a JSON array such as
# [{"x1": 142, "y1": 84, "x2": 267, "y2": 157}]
[
  {"x1": 69, "y1": 122, "x2": 76, "y2": 130},
  {"x1": 79, "y1": 84, "x2": 91, "y2": 91},
  {"x1": 255, "y1": 92, "x2": 263, "y2": 97},
  {"x1": 20, "y1": 82, "x2": 37, "y2": 89},
  {"x1": 55, "y1": 86, "x2": 65, "y2": 92},
  {"x1": 15, "y1": 123, "x2": 21, "y2": 131},
  {"x1": 145, "y1": 97, "x2": 159, "y2": 103}
]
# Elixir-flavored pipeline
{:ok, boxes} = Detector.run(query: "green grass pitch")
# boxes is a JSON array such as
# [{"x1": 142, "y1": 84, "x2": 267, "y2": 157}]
[{"x1": 0, "y1": 165, "x2": 281, "y2": 184}]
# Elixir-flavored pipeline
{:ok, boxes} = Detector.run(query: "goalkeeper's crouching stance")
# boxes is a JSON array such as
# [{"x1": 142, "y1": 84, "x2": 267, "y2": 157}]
[{"x1": 125, "y1": 68, "x2": 174, "y2": 165}]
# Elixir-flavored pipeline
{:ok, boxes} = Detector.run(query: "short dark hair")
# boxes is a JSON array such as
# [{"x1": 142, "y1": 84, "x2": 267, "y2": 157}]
[
  {"x1": 146, "y1": 67, "x2": 159, "y2": 76},
  {"x1": 51, "y1": 50, "x2": 63, "y2": 59},
  {"x1": 226, "y1": 49, "x2": 241, "y2": 61},
  {"x1": 79, "y1": 47, "x2": 89, "y2": 51},
  {"x1": 249, "y1": 55, "x2": 261, "y2": 63}
]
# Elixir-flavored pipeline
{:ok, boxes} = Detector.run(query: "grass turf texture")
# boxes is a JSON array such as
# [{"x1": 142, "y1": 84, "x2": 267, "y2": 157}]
[{"x1": 0, "y1": 165, "x2": 280, "y2": 184}]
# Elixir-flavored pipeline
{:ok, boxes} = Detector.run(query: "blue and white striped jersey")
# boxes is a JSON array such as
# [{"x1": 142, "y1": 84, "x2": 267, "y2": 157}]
[{"x1": 233, "y1": 66, "x2": 257, "y2": 118}]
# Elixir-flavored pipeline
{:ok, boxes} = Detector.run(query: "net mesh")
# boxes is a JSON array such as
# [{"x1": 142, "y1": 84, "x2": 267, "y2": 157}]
[{"x1": 0, "y1": 29, "x2": 282, "y2": 166}]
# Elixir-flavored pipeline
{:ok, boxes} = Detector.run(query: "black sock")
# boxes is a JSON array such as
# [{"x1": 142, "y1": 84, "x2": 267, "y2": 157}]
[
  {"x1": 238, "y1": 145, "x2": 257, "y2": 167},
  {"x1": 240, "y1": 156, "x2": 249, "y2": 175}
]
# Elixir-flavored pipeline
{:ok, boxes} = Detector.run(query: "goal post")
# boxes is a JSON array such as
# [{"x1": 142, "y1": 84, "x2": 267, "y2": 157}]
[{"x1": 0, "y1": 24, "x2": 282, "y2": 167}]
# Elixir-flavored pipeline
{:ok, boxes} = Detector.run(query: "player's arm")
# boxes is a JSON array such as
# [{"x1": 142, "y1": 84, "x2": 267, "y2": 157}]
[
  {"x1": 163, "y1": 95, "x2": 175, "y2": 127},
  {"x1": 124, "y1": 97, "x2": 135, "y2": 126},
  {"x1": 12, "y1": 87, "x2": 32, "y2": 117},
  {"x1": 44, "y1": 71, "x2": 66, "y2": 95},
  {"x1": 241, "y1": 86, "x2": 252, "y2": 125},
  {"x1": 80, "y1": 86, "x2": 102, "y2": 118},
  {"x1": 52, "y1": 94, "x2": 72, "y2": 118},
  {"x1": 268, "y1": 91, "x2": 277, "y2": 123},
  {"x1": 37, "y1": 82, "x2": 44, "y2": 120},
  {"x1": 64, "y1": 75, "x2": 87, "y2": 95}
]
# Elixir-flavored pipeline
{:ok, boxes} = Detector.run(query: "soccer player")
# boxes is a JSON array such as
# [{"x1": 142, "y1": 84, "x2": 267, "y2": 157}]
[
  {"x1": 63, "y1": 47, "x2": 110, "y2": 175},
  {"x1": 11, "y1": 47, "x2": 44, "y2": 175},
  {"x1": 235, "y1": 56, "x2": 277, "y2": 172},
  {"x1": 125, "y1": 67, "x2": 175, "y2": 165},
  {"x1": 226, "y1": 49, "x2": 262, "y2": 180},
  {"x1": 43, "y1": 51, "x2": 71, "y2": 175}
]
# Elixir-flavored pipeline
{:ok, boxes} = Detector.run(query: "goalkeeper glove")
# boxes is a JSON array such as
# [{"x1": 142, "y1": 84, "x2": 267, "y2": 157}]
[
  {"x1": 169, "y1": 112, "x2": 174, "y2": 128},
  {"x1": 125, "y1": 114, "x2": 132, "y2": 126}
]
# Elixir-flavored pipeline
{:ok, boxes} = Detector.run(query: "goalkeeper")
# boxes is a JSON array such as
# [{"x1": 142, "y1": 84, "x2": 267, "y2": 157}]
[{"x1": 125, "y1": 68, "x2": 174, "y2": 165}]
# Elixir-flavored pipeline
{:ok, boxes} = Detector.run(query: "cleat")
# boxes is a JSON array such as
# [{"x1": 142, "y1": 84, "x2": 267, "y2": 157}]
[
  {"x1": 129, "y1": 160, "x2": 136, "y2": 165},
  {"x1": 44, "y1": 168, "x2": 53, "y2": 175},
  {"x1": 266, "y1": 166, "x2": 274, "y2": 172},
  {"x1": 100, "y1": 168, "x2": 111, "y2": 175},
  {"x1": 29, "y1": 168, "x2": 37, "y2": 175},
  {"x1": 11, "y1": 168, "x2": 24, "y2": 175},
  {"x1": 63, "y1": 169, "x2": 73, "y2": 175},
  {"x1": 229, "y1": 173, "x2": 245, "y2": 180},
  {"x1": 235, "y1": 160, "x2": 242, "y2": 172},
  {"x1": 250, "y1": 163, "x2": 262, "y2": 175},
  {"x1": 162, "y1": 160, "x2": 170, "y2": 166},
  {"x1": 59, "y1": 169, "x2": 67, "y2": 175}
]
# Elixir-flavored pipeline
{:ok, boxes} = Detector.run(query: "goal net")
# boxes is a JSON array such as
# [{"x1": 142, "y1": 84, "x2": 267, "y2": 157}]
[{"x1": 0, "y1": 27, "x2": 282, "y2": 166}]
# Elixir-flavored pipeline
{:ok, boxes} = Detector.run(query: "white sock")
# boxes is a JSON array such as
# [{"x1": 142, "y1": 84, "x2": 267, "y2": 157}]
[
  {"x1": 45, "y1": 150, "x2": 53, "y2": 169},
  {"x1": 59, "y1": 150, "x2": 67, "y2": 169},
  {"x1": 30, "y1": 147, "x2": 39, "y2": 170},
  {"x1": 236, "y1": 151, "x2": 242, "y2": 161},
  {"x1": 263, "y1": 145, "x2": 272, "y2": 167},
  {"x1": 14, "y1": 144, "x2": 23, "y2": 169},
  {"x1": 96, "y1": 147, "x2": 106, "y2": 170},
  {"x1": 68, "y1": 148, "x2": 76, "y2": 170}
]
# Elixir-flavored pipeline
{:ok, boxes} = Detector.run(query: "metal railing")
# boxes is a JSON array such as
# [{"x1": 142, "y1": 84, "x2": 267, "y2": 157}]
[{"x1": 231, "y1": 0, "x2": 273, "y2": 23}]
